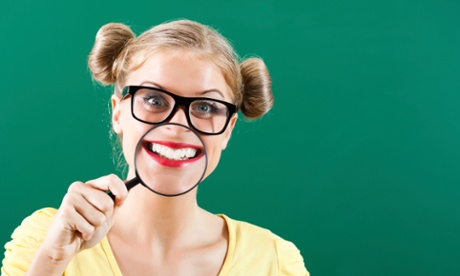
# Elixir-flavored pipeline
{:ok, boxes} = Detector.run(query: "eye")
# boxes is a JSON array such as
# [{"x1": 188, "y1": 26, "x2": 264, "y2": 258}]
[
  {"x1": 144, "y1": 95, "x2": 166, "y2": 107},
  {"x1": 136, "y1": 89, "x2": 171, "y2": 113},
  {"x1": 199, "y1": 102, "x2": 215, "y2": 112},
  {"x1": 191, "y1": 100, "x2": 227, "y2": 119}
]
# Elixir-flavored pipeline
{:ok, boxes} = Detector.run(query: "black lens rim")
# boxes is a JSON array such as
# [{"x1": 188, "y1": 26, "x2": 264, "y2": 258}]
[{"x1": 133, "y1": 122, "x2": 208, "y2": 197}]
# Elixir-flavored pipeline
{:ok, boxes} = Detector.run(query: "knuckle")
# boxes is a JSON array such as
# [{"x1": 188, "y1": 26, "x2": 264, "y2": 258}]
[
  {"x1": 99, "y1": 198, "x2": 114, "y2": 213},
  {"x1": 82, "y1": 225, "x2": 95, "y2": 238},
  {"x1": 61, "y1": 192, "x2": 76, "y2": 206},
  {"x1": 54, "y1": 209, "x2": 74, "y2": 230},
  {"x1": 94, "y1": 213, "x2": 107, "y2": 227},
  {"x1": 107, "y1": 174, "x2": 120, "y2": 183},
  {"x1": 68, "y1": 181, "x2": 84, "y2": 193}
]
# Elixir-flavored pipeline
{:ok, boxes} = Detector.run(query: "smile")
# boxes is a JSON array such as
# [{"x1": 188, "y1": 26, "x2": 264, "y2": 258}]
[
  {"x1": 142, "y1": 140, "x2": 204, "y2": 167},
  {"x1": 150, "y1": 143, "x2": 198, "y2": 160}
]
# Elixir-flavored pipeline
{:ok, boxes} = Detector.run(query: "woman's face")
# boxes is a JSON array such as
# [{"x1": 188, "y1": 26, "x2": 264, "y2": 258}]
[{"x1": 111, "y1": 50, "x2": 237, "y2": 185}]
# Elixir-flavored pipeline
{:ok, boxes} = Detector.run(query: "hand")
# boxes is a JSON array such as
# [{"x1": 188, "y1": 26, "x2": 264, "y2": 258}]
[{"x1": 40, "y1": 174, "x2": 128, "y2": 263}]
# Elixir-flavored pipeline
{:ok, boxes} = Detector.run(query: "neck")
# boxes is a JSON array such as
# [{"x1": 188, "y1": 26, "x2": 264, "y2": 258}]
[{"x1": 111, "y1": 182, "x2": 202, "y2": 247}]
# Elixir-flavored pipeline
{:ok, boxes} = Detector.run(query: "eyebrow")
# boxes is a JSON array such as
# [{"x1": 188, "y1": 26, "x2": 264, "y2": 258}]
[
  {"x1": 140, "y1": 81, "x2": 225, "y2": 99},
  {"x1": 198, "y1": 89, "x2": 225, "y2": 99}
]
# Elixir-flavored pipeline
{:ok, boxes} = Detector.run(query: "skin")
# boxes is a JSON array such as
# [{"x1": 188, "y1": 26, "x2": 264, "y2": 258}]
[{"x1": 26, "y1": 50, "x2": 238, "y2": 276}]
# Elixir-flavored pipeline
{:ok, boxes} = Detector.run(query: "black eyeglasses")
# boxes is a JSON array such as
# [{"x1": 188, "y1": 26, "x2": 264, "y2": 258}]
[{"x1": 121, "y1": 86, "x2": 237, "y2": 135}]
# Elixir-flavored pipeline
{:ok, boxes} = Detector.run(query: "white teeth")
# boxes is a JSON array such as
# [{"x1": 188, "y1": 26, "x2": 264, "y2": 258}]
[
  {"x1": 159, "y1": 145, "x2": 167, "y2": 156},
  {"x1": 186, "y1": 148, "x2": 195, "y2": 157},
  {"x1": 150, "y1": 143, "x2": 197, "y2": 160},
  {"x1": 173, "y1": 150, "x2": 181, "y2": 160}
]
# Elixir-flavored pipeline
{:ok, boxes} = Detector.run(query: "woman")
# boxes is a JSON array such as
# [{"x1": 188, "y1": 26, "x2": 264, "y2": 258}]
[{"x1": 2, "y1": 19, "x2": 308, "y2": 275}]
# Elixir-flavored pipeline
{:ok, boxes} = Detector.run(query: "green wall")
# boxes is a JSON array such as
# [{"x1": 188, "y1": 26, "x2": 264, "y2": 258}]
[{"x1": 1, "y1": 0, "x2": 459, "y2": 275}]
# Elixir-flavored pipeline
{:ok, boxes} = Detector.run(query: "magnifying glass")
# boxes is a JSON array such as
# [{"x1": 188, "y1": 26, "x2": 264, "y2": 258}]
[{"x1": 107, "y1": 123, "x2": 208, "y2": 198}]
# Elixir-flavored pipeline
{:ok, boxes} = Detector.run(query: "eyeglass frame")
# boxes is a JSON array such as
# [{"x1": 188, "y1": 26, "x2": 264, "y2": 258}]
[{"x1": 121, "y1": 85, "x2": 237, "y2": 135}]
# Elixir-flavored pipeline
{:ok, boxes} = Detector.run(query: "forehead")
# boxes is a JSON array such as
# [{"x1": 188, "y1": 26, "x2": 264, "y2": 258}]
[{"x1": 126, "y1": 50, "x2": 232, "y2": 100}]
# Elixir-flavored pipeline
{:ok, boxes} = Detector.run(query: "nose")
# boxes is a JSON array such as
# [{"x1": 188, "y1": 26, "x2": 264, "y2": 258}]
[
  {"x1": 167, "y1": 106, "x2": 189, "y2": 126},
  {"x1": 164, "y1": 106, "x2": 192, "y2": 134}
]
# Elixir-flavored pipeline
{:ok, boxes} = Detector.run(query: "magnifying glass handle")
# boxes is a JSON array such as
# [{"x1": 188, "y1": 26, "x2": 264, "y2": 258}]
[{"x1": 106, "y1": 177, "x2": 140, "y2": 201}]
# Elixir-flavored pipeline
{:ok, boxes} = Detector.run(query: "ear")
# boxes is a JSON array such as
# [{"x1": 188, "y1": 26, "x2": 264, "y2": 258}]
[
  {"x1": 221, "y1": 113, "x2": 238, "y2": 150},
  {"x1": 111, "y1": 95, "x2": 123, "y2": 134}
]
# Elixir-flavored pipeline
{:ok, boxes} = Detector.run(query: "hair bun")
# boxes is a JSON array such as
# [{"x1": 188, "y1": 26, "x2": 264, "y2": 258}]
[
  {"x1": 88, "y1": 23, "x2": 135, "y2": 85},
  {"x1": 240, "y1": 57, "x2": 273, "y2": 119}
]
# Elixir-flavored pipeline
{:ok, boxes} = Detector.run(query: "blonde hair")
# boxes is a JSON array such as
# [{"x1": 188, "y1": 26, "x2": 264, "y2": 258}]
[{"x1": 88, "y1": 19, "x2": 273, "y2": 119}]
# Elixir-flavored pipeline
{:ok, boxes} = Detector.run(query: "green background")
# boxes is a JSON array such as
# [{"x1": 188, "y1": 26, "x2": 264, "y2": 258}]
[{"x1": 1, "y1": 0, "x2": 459, "y2": 275}]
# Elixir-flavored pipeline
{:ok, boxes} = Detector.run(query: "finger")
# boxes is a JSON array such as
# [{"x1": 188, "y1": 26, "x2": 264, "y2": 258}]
[
  {"x1": 70, "y1": 182, "x2": 115, "y2": 219},
  {"x1": 68, "y1": 181, "x2": 115, "y2": 219},
  {"x1": 85, "y1": 174, "x2": 128, "y2": 206},
  {"x1": 55, "y1": 197, "x2": 96, "y2": 241},
  {"x1": 70, "y1": 210, "x2": 96, "y2": 241},
  {"x1": 70, "y1": 191, "x2": 109, "y2": 230}
]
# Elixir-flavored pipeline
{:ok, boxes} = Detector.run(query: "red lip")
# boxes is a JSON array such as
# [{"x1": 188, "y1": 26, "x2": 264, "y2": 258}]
[{"x1": 142, "y1": 140, "x2": 205, "y2": 168}]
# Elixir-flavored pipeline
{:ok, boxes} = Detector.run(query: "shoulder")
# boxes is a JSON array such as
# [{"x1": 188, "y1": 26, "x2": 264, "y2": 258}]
[
  {"x1": 222, "y1": 214, "x2": 281, "y2": 246},
  {"x1": 15, "y1": 207, "x2": 57, "y2": 232},
  {"x1": 220, "y1": 215, "x2": 309, "y2": 276},
  {"x1": 7, "y1": 207, "x2": 57, "y2": 244},
  {"x1": 2, "y1": 208, "x2": 58, "y2": 275}
]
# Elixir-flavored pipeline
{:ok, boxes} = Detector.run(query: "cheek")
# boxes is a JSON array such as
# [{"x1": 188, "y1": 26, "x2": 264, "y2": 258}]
[
  {"x1": 119, "y1": 111, "x2": 148, "y2": 168},
  {"x1": 202, "y1": 137, "x2": 225, "y2": 179},
  {"x1": 121, "y1": 135, "x2": 136, "y2": 168}
]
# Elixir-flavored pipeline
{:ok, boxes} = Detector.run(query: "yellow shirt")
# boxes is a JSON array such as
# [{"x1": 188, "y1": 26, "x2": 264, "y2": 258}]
[{"x1": 2, "y1": 208, "x2": 309, "y2": 275}]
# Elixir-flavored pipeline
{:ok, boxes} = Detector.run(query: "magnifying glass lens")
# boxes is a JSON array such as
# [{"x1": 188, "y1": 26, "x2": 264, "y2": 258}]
[{"x1": 133, "y1": 123, "x2": 207, "y2": 196}]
